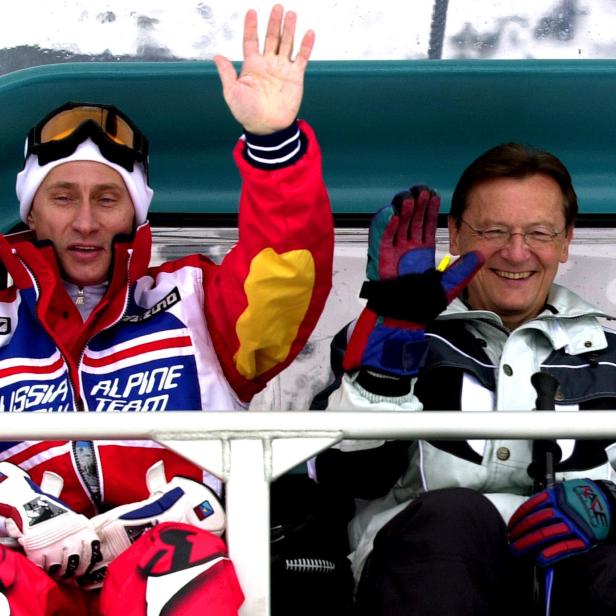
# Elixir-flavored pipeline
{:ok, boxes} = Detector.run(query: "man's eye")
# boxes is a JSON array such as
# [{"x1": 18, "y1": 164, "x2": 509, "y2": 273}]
[
  {"x1": 527, "y1": 230, "x2": 553, "y2": 241},
  {"x1": 98, "y1": 196, "x2": 118, "y2": 206},
  {"x1": 482, "y1": 229, "x2": 509, "y2": 239}
]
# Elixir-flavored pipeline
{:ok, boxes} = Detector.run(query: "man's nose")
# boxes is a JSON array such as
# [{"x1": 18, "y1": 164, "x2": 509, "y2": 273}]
[
  {"x1": 500, "y1": 232, "x2": 531, "y2": 260},
  {"x1": 71, "y1": 202, "x2": 100, "y2": 234}
]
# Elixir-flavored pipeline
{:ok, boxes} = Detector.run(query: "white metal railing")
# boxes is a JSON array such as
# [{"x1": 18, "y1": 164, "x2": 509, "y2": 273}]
[{"x1": 2, "y1": 410, "x2": 616, "y2": 615}]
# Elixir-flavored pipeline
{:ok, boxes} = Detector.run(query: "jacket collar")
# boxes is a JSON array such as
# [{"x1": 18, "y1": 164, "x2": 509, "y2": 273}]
[
  {"x1": 439, "y1": 283, "x2": 613, "y2": 356},
  {"x1": 0, "y1": 223, "x2": 153, "y2": 361},
  {"x1": 1, "y1": 222, "x2": 152, "y2": 292}
]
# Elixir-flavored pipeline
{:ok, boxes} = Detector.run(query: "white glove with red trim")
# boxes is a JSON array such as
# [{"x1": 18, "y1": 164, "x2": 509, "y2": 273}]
[
  {"x1": 0, "y1": 462, "x2": 101, "y2": 579},
  {"x1": 79, "y1": 461, "x2": 226, "y2": 589}
]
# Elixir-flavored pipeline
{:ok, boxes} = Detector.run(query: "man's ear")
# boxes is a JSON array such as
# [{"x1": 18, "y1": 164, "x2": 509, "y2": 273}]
[
  {"x1": 559, "y1": 225, "x2": 574, "y2": 264},
  {"x1": 448, "y1": 216, "x2": 460, "y2": 255},
  {"x1": 26, "y1": 208, "x2": 35, "y2": 231}
]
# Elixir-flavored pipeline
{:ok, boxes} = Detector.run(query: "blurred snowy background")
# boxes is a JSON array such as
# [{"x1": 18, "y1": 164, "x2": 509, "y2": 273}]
[{"x1": 0, "y1": 0, "x2": 615, "y2": 74}]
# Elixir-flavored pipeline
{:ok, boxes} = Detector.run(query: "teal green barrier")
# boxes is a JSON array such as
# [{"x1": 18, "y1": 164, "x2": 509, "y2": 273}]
[{"x1": 0, "y1": 60, "x2": 615, "y2": 232}]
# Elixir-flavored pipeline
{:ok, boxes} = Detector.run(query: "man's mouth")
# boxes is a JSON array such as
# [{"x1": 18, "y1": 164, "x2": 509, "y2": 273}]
[
  {"x1": 493, "y1": 270, "x2": 533, "y2": 280},
  {"x1": 70, "y1": 245, "x2": 101, "y2": 252}
]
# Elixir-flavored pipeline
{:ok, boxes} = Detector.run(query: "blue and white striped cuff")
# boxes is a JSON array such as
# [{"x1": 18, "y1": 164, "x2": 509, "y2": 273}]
[{"x1": 243, "y1": 122, "x2": 306, "y2": 169}]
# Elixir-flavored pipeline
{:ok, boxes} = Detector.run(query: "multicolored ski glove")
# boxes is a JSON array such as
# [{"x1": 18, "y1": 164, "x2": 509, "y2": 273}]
[
  {"x1": 343, "y1": 185, "x2": 484, "y2": 378},
  {"x1": 0, "y1": 461, "x2": 101, "y2": 579},
  {"x1": 508, "y1": 478, "x2": 616, "y2": 567},
  {"x1": 78, "y1": 461, "x2": 225, "y2": 589}
]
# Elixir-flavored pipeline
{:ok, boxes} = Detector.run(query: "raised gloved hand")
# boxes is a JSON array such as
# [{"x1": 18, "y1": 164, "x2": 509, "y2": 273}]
[
  {"x1": 78, "y1": 461, "x2": 225, "y2": 589},
  {"x1": 343, "y1": 185, "x2": 484, "y2": 378},
  {"x1": 0, "y1": 462, "x2": 101, "y2": 579},
  {"x1": 508, "y1": 478, "x2": 616, "y2": 567}
]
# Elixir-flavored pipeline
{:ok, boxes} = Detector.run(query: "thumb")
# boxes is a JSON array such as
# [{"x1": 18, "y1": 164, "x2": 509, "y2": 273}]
[
  {"x1": 4, "y1": 518, "x2": 21, "y2": 539},
  {"x1": 213, "y1": 54, "x2": 237, "y2": 95},
  {"x1": 441, "y1": 251, "x2": 484, "y2": 301}
]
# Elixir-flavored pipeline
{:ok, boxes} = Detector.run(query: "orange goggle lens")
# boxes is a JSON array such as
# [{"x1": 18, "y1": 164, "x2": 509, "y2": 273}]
[{"x1": 38, "y1": 106, "x2": 137, "y2": 148}]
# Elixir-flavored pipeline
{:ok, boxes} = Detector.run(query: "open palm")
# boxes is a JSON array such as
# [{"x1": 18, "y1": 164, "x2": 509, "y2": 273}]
[{"x1": 214, "y1": 5, "x2": 315, "y2": 135}]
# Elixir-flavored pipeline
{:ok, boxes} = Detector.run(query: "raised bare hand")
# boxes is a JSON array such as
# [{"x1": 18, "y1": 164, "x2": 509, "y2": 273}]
[{"x1": 214, "y1": 4, "x2": 315, "y2": 135}]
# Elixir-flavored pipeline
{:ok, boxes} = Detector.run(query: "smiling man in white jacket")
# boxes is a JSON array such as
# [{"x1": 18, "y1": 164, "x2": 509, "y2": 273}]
[{"x1": 316, "y1": 144, "x2": 616, "y2": 616}]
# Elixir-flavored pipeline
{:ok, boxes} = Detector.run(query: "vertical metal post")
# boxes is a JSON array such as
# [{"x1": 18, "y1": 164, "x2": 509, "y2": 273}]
[
  {"x1": 428, "y1": 0, "x2": 450, "y2": 59},
  {"x1": 226, "y1": 438, "x2": 271, "y2": 616}
]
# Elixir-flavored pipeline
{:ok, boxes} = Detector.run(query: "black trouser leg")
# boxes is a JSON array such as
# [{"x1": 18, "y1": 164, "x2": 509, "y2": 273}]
[
  {"x1": 549, "y1": 541, "x2": 616, "y2": 615},
  {"x1": 355, "y1": 487, "x2": 531, "y2": 616}
]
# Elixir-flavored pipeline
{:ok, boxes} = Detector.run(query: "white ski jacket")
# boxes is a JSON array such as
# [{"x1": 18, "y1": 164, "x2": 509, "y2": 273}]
[{"x1": 323, "y1": 284, "x2": 616, "y2": 580}]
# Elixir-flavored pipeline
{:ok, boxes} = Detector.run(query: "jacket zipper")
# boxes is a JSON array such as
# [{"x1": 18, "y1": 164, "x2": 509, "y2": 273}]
[
  {"x1": 72, "y1": 440, "x2": 102, "y2": 509},
  {"x1": 73, "y1": 253, "x2": 133, "y2": 506}
]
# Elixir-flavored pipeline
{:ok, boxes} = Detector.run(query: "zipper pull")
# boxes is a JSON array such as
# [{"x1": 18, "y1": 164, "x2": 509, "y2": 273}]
[{"x1": 76, "y1": 287, "x2": 84, "y2": 305}]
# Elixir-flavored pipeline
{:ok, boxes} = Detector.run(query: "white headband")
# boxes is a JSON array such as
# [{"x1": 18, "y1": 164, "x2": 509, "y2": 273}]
[{"x1": 16, "y1": 139, "x2": 153, "y2": 225}]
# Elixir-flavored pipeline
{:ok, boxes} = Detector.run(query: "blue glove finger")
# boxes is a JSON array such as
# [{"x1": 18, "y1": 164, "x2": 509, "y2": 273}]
[
  {"x1": 508, "y1": 490, "x2": 552, "y2": 532},
  {"x1": 509, "y1": 510, "x2": 592, "y2": 566},
  {"x1": 538, "y1": 537, "x2": 589, "y2": 567},
  {"x1": 509, "y1": 502, "x2": 558, "y2": 541},
  {"x1": 441, "y1": 250, "x2": 484, "y2": 302},
  {"x1": 510, "y1": 516, "x2": 576, "y2": 554}
]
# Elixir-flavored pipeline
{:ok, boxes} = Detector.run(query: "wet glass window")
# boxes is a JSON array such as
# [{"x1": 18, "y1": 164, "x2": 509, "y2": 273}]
[{"x1": 1, "y1": 0, "x2": 615, "y2": 74}]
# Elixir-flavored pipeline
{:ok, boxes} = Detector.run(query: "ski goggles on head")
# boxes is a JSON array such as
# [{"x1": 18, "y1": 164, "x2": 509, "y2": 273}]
[{"x1": 25, "y1": 102, "x2": 150, "y2": 179}]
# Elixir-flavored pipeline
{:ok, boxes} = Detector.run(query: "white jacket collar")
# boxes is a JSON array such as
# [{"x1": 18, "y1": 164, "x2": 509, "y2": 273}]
[{"x1": 439, "y1": 284, "x2": 614, "y2": 356}]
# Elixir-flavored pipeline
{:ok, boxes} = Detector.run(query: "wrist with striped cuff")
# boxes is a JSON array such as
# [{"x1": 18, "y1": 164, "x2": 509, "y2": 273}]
[{"x1": 243, "y1": 122, "x2": 306, "y2": 169}]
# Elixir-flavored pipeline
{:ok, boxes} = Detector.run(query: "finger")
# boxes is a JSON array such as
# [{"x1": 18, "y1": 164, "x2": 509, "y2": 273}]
[
  {"x1": 213, "y1": 55, "x2": 237, "y2": 95},
  {"x1": 510, "y1": 522, "x2": 572, "y2": 555},
  {"x1": 264, "y1": 4, "x2": 284, "y2": 55},
  {"x1": 90, "y1": 540, "x2": 103, "y2": 566},
  {"x1": 508, "y1": 491, "x2": 551, "y2": 529},
  {"x1": 539, "y1": 537, "x2": 588, "y2": 566},
  {"x1": 72, "y1": 539, "x2": 101, "y2": 577},
  {"x1": 379, "y1": 214, "x2": 401, "y2": 279},
  {"x1": 293, "y1": 29, "x2": 315, "y2": 72},
  {"x1": 396, "y1": 197, "x2": 414, "y2": 246},
  {"x1": 61, "y1": 553, "x2": 80, "y2": 579},
  {"x1": 508, "y1": 506, "x2": 558, "y2": 541},
  {"x1": 278, "y1": 10, "x2": 297, "y2": 59},
  {"x1": 409, "y1": 188, "x2": 429, "y2": 244},
  {"x1": 243, "y1": 9, "x2": 260, "y2": 58},
  {"x1": 423, "y1": 191, "x2": 440, "y2": 244},
  {"x1": 369, "y1": 205, "x2": 397, "y2": 248},
  {"x1": 441, "y1": 251, "x2": 485, "y2": 302}
]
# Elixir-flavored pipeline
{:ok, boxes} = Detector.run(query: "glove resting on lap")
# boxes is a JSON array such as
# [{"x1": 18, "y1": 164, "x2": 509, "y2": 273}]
[
  {"x1": 0, "y1": 461, "x2": 101, "y2": 579},
  {"x1": 508, "y1": 478, "x2": 616, "y2": 567},
  {"x1": 79, "y1": 461, "x2": 225, "y2": 589}
]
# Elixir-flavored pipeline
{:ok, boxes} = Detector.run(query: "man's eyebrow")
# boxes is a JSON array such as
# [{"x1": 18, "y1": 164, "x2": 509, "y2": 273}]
[
  {"x1": 45, "y1": 181, "x2": 124, "y2": 191},
  {"x1": 92, "y1": 183, "x2": 125, "y2": 191},
  {"x1": 477, "y1": 218, "x2": 559, "y2": 227},
  {"x1": 45, "y1": 181, "x2": 78, "y2": 190}
]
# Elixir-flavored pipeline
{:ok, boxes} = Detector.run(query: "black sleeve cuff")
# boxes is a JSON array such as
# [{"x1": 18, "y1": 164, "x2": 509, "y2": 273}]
[
  {"x1": 356, "y1": 369, "x2": 412, "y2": 396},
  {"x1": 315, "y1": 440, "x2": 412, "y2": 500},
  {"x1": 243, "y1": 121, "x2": 307, "y2": 170}
]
